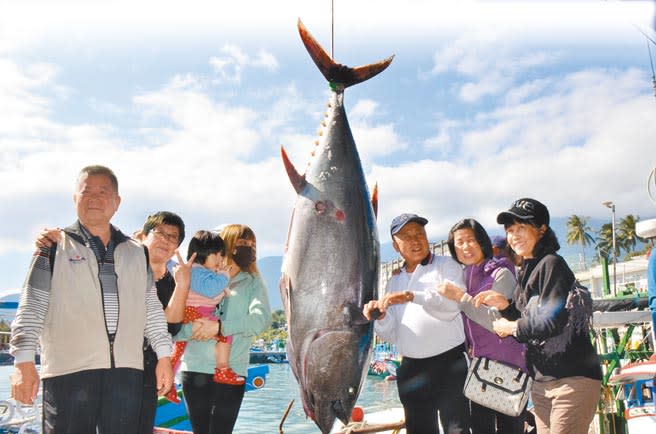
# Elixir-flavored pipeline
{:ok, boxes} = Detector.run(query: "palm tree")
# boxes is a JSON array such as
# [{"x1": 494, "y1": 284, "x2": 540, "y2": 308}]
[
  {"x1": 596, "y1": 222, "x2": 615, "y2": 261},
  {"x1": 617, "y1": 214, "x2": 642, "y2": 256},
  {"x1": 566, "y1": 215, "x2": 595, "y2": 269},
  {"x1": 271, "y1": 309, "x2": 287, "y2": 329}
]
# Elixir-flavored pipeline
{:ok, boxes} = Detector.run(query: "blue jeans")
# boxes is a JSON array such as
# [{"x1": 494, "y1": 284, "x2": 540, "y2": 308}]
[{"x1": 42, "y1": 368, "x2": 143, "y2": 434}]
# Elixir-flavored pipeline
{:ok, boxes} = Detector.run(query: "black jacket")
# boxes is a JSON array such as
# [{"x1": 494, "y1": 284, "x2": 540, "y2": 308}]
[{"x1": 502, "y1": 253, "x2": 602, "y2": 381}]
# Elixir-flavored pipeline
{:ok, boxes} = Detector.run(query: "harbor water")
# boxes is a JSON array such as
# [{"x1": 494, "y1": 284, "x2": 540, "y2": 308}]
[{"x1": 0, "y1": 363, "x2": 401, "y2": 433}]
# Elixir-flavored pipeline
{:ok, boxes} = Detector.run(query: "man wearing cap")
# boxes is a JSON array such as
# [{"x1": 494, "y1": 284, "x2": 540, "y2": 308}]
[{"x1": 363, "y1": 213, "x2": 470, "y2": 434}]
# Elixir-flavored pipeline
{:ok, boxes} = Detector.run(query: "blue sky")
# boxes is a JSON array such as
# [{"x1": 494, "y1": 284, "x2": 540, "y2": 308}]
[{"x1": 1, "y1": 0, "x2": 656, "y2": 290}]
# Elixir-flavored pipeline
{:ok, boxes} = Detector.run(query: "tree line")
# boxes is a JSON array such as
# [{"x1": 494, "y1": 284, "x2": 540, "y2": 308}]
[{"x1": 566, "y1": 214, "x2": 648, "y2": 268}]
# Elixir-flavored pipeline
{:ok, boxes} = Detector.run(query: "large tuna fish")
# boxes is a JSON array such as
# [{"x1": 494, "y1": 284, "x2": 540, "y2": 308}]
[{"x1": 279, "y1": 19, "x2": 393, "y2": 434}]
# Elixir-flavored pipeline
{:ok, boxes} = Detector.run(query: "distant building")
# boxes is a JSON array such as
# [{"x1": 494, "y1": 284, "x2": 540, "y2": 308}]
[{"x1": 575, "y1": 255, "x2": 649, "y2": 298}]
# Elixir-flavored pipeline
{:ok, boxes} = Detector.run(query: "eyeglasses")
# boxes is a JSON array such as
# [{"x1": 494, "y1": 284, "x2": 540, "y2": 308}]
[{"x1": 151, "y1": 228, "x2": 179, "y2": 244}]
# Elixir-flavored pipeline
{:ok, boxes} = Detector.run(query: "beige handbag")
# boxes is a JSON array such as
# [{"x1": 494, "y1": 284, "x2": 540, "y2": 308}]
[{"x1": 463, "y1": 356, "x2": 532, "y2": 417}]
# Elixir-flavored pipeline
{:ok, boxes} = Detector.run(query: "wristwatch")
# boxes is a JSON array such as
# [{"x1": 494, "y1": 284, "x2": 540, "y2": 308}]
[{"x1": 511, "y1": 322, "x2": 519, "y2": 338}]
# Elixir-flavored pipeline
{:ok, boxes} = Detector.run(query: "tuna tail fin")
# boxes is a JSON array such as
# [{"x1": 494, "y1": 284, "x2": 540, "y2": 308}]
[
  {"x1": 298, "y1": 19, "x2": 394, "y2": 89},
  {"x1": 371, "y1": 183, "x2": 378, "y2": 218},
  {"x1": 281, "y1": 146, "x2": 307, "y2": 194}
]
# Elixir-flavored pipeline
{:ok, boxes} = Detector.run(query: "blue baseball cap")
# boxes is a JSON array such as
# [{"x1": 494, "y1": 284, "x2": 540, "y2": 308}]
[{"x1": 390, "y1": 213, "x2": 428, "y2": 236}]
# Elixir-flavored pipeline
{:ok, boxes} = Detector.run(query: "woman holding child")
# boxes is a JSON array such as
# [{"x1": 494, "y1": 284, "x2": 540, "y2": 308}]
[{"x1": 178, "y1": 223, "x2": 272, "y2": 434}]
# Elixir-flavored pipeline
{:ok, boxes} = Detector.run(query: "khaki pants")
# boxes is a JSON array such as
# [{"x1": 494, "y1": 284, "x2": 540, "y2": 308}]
[{"x1": 531, "y1": 376, "x2": 601, "y2": 434}]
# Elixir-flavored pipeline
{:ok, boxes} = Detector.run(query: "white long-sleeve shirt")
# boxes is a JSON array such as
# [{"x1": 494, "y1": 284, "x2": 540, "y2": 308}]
[{"x1": 374, "y1": 254, "x2": 466, "y2": 358}]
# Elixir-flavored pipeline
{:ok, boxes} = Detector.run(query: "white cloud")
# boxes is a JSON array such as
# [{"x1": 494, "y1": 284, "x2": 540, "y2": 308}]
[
  {"x1": 347, "y1": 99, "x2": 407, "y2": 167},
  {"x1": 209, "y1": 45, "x2": 278, "y2": 84},
  {"x1": 133, "y1": 83, "x2": 260, "y2": 158},
  {"x1": 375, "y1": 67, "x2": 656, "y2": 241},
  {"x1": 428, "y1": 30, "x2": 561, "y2": 103}
]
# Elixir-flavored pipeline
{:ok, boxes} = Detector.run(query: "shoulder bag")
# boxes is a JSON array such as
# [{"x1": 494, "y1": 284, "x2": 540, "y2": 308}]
[{"x1": 463, "y1": 356, "x2": 532, "y2": 417}]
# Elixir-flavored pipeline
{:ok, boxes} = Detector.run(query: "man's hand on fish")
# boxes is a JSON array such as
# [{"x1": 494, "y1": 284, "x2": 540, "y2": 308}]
[{"x1": 363, "y1": 300, "x2": 385, "y2": 321}]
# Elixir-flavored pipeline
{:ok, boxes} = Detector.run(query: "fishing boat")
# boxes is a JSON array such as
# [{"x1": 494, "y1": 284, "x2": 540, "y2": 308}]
[
  {"x1": 367, "y1": 343, "x2": 401, "y2": 381},
  {"x1": 608, "y1": 358, "x2": 656, "y2": 433}
]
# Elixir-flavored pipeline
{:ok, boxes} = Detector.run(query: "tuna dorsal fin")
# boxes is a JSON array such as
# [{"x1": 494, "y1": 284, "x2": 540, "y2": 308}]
[
  {"x1": 371, "y1": 183, "x2": 378, "y2": 218},
  {"x1": 281, "y1": 146, "x2": 306, "y2": 194},
  {"x1": 297, "y1": 19, "x2": 394, "y2": 89}
]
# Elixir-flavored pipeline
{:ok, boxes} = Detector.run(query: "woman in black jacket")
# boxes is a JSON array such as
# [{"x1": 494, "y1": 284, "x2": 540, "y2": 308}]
[{"x1": 474, "y1": 198, "x2": 601, "y2": 434}]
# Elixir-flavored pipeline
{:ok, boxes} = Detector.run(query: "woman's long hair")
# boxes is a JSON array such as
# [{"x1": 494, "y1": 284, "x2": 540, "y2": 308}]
[{"x1": 220, "y1": 224, "x2": 260, "y2": 275}]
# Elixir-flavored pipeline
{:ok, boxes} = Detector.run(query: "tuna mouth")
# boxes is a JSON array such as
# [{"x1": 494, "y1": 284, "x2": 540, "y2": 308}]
[
  {"x1": 301, "y1": 330, "x2": 363, "y2": 431},
  {"x1": 305, "y1": 391, "x2": 351, "y2": 433}
]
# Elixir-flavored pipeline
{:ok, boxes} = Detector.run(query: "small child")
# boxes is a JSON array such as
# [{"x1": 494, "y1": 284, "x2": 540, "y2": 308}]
[{"x1": 166, "y1": 230, "x2": 242, "y2": 404}]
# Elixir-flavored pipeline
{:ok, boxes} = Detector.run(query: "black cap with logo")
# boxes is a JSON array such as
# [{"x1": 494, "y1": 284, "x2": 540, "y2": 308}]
[{"x1": 497, "y1": 198, "x2": 550, "y2": 227}]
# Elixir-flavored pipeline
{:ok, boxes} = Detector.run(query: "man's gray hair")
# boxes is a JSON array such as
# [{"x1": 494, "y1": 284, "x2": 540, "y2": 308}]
[{"x1": 77, "y1": 165, "x2": 119, "y2": 193}]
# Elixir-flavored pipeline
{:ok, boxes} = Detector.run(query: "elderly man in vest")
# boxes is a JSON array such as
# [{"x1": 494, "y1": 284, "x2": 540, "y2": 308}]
[{"x1": 9, "y1": 165, "x2": 173, "y2": 434}]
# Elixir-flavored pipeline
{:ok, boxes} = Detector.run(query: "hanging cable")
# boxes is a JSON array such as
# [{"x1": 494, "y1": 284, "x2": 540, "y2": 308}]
[{"x1": 330, "y1": 0, "x2": 335, "y2": 60}]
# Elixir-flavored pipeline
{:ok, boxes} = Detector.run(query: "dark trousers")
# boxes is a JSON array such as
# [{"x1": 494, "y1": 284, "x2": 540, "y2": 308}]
[
  {"x1": 42, "y1": 368, "x2": 143, "y2": 434},
  {"x1": 397, "y1": 344, "x2": 470, "y2": 434},
  {"x1": 470, "y1": 400, "x2": 526, "y2": 434},
  {"x1": 181, "y1": 371, "x2": 245, "y2": 434},
  {"x1": 137, "y1": 348, "x2": 158, "y2": 434}
]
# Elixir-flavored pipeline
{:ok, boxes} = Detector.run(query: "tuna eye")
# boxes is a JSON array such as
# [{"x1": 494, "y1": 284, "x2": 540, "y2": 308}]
[{"x1": 315, "y1": 201, "x2": 326, "y2": 214}]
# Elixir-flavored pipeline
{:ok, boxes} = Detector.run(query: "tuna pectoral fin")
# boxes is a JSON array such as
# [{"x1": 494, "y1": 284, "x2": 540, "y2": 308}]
[
  {"x1": 281, "y1": 146, "x2": 306, "y2": 194},
  {"x1": 297, "y1": 19, "x2": 394, "y2": 89},
  {"x1": 371, "y1": 183, "x2": 378, "y2": 218}
]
